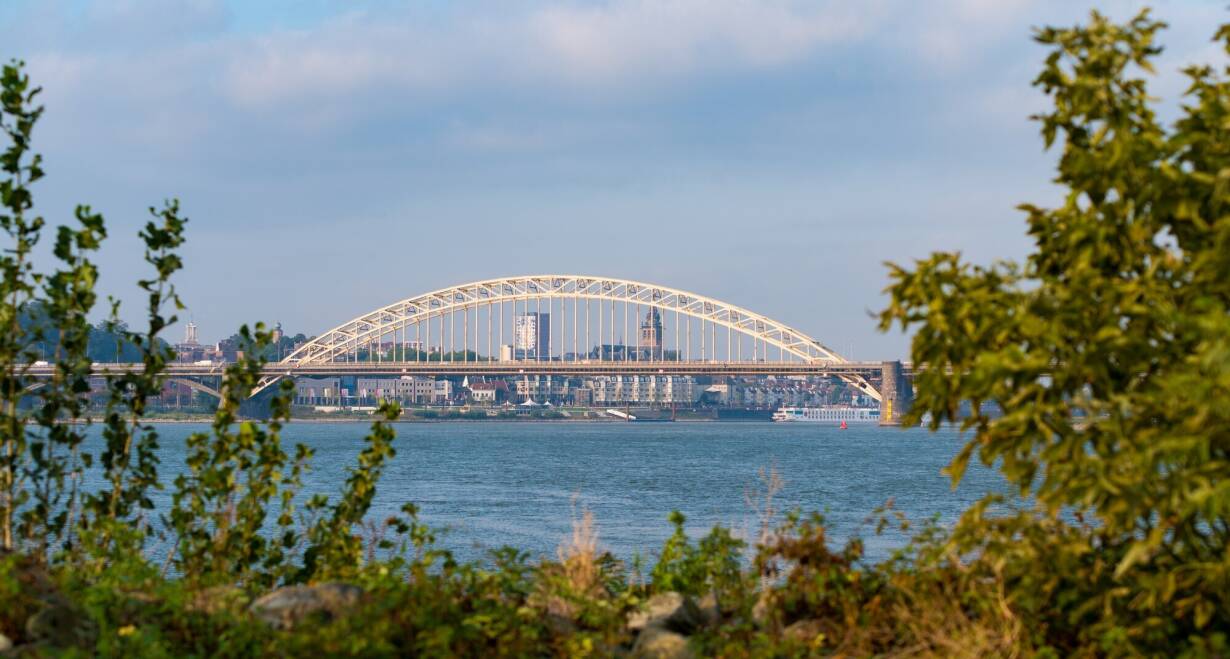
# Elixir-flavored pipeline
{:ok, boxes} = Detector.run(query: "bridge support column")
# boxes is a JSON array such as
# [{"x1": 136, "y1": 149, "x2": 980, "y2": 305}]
[
  {"x1": 878, "y1": 360, "x2": 913, "y2": 426},
  {"x1": 239, "y1": 382, "x2": 283, "y2": 420}
]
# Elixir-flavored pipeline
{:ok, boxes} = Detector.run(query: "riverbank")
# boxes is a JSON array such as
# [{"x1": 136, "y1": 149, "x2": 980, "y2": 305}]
[{"x1": 104, "y1": 408, "x2": 778, "y2": 423}]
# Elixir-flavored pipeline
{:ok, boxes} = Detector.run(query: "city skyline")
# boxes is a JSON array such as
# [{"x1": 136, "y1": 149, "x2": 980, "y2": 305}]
[{"x1": 2, "y1": 1, "x2": 1223, "y2": 358}]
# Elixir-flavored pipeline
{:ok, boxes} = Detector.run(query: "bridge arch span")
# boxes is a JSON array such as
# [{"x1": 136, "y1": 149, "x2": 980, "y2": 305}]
[
  {"x1": 276, "y1": 275, "x2": 879, "y2": 400},
  {"x1": 167, "y1": 377, "x2": 223, "y2": 402}
]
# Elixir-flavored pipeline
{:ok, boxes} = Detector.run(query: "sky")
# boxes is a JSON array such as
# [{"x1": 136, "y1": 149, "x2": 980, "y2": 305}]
[{"x1": 1, "y1": 0, "x2": 1225, "y2": 359}]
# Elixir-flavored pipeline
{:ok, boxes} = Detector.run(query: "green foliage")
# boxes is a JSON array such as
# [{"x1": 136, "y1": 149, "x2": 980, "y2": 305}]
[
  {"x1": 20, "y1": 209, "x2": 104, "y2": 557},
  {"x1": 168, "y1": 325, "x2": 306, "y2": 588},
  {"x1": 217, "y1": 330, "x2": 308, "y2": 362},
  {"x1": 0, "y1": 59, "x2": 45, "y2": 553},
  {"x1": 650, "y1": 510, "x2": 745, "y2": 599},
  {"x1": 879, "y1": 9, "x2": 1230, "y2": 654},
  {"x1": 81, "y1": 202, "x2": 187, "y2": 564},
  {"x1": 300, "y1": 400, "x2": 400, "y2": 581}
]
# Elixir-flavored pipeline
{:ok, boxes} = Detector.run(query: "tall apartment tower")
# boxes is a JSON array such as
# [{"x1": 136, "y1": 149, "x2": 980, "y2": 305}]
[
  {"x1": 514, "y1": 313, "x2": 551, "y2": 359},
  {"x1": 184, "y1": 321, "x2": 199, "y2": 346},
  {"x1": 640, "y1": 309, "x2": 663, "y2": 360},
  {"x1": 271, "y1": 322, "x2": 284, "y2": 360}
]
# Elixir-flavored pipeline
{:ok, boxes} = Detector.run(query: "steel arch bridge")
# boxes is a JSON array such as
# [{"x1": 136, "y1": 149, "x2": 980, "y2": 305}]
[{"x1": 264, "y1": 275, "x2": 882, "y2": 400}]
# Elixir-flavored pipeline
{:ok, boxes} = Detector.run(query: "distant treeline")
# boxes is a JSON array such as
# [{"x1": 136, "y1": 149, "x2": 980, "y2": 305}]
[{"x1": 18, "y1": 301, "x2": 162, "y2": 363}]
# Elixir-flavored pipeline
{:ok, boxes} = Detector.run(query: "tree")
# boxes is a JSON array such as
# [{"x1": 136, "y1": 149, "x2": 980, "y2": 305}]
[{"x1": 880, "y1": 11, "x2": 1229, "y2": 653}]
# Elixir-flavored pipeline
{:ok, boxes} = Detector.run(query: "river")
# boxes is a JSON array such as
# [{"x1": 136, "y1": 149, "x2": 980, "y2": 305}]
[{"x1": 77, "y1": 420, "x2": 1001, "y2": 566}]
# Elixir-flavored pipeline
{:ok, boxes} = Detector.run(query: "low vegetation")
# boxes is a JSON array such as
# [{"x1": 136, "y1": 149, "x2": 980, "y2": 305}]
[{"x1": 1, "y1": 10, "x2": 1227, "y2": 657}]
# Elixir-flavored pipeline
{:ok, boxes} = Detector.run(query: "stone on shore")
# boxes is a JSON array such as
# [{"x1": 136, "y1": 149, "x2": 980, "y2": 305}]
[
  {"x1": 24, "y1": 594, "x2": 98, "y2": 650},
  {"x1": 695, "y1": 592, "x2": 723, "y2": 627},
  {"x1": 631, "y1": 625, "x2": 694, "y2": 659},
  {"x1": 249, "y1": 583, "x2": 364, "y2": 630},
  {"x1": 783, "y1": 618, "x2": 831, "y2": 647},
  {"x1": 187, "y1": 585, "x2": 248, "y2": 616},
  {"x1": 627, "y1": 592, "x2": 706, "y2": 634}
]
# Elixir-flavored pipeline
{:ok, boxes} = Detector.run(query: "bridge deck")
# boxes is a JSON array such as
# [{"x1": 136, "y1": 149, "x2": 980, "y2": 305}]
[{"x1": 26, "y1": 360, "x2": 901, "y2": 378}]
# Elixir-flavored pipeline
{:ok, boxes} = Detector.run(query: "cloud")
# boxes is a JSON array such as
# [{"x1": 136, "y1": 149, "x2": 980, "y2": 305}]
[
  {"x1": 81, "y1": 0, "x2": 229, "y2": 45},
  {"x1": 526, "y1": 0, "x2": 881, "y2": 82},
  {"x1": 219, "y1": 1, "x2": 888, "y2": 109}
]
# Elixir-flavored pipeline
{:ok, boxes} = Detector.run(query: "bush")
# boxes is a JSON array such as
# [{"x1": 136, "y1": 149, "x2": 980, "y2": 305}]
[{"x1": 879, "y1": 10, "x2": 1230, "y2": 654}]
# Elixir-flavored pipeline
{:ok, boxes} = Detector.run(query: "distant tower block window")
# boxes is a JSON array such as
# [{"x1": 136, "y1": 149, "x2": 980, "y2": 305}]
[{"x1": 515, "y1": 313, "x2": 551, "y2": 359}]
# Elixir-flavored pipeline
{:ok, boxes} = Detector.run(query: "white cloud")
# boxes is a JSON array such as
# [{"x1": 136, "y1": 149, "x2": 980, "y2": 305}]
[
  {"x1": 527, "y1": 0, "x2": 881, "y2": 82},
  {"x1": 218, "y1": 0, "x2": 887, "y2": 109},
  {"x1": 82, "y1": 0, "x2": 229, "y2": 43}
]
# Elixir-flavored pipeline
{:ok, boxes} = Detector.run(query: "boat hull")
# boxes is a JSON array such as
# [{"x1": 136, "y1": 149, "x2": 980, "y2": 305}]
[{"x1": 771, "y1": 406, "x2": 881, "y2": 423}]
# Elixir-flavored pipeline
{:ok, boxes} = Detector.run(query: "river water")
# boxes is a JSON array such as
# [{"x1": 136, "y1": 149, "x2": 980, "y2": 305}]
[{"x1": 79, "y1": 421, "x2": 1001, "y2": 566}]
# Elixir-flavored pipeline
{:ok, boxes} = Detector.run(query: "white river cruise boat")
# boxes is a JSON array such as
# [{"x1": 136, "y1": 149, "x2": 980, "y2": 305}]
[{"x1": 771, "y1": 406, "x2": 881, "y2": 423}]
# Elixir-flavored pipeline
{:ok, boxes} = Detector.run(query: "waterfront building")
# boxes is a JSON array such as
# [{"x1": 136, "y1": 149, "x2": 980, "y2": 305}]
[
  {"x1": 395, "y1": 376, "x2": 436, "y2": 403},
  {"x1": 295, "y1": 377, "x2": 344, "y2": 405},
  {"x1": 468, "y1": 380, "x2": 509, "y2": 404},
  {"x1": 592, "y1": 343, "x2": 629, "y2": 361},
  {"x1": 357, "y1": 377, "x2": 399, "y2": 401},
  {"x1": 432, "y1": 379, "x2": 454, "y2": 404},
  {"x1": 589, "y1": 375, "x2": 697, "y2": 405},
  {"x1": 703, "y1": 382, "x2": 730, "y2": 405},
  {"x1": 174, "y1": 321, "x2": 204, "y2": 362},
  {"x1": 514, "y1": 375, "x2": 569, "y2": 404}
]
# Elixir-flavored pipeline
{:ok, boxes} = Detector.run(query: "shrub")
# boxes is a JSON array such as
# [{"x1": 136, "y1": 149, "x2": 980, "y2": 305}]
[{"x1": 879, "y1": 10, "x2": 1230, "y2": 654}]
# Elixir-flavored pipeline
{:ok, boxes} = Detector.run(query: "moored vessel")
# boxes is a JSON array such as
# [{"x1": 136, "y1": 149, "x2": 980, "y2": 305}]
[{"x1": 771, "y1": 406, "x2": 880, "y2": 423}]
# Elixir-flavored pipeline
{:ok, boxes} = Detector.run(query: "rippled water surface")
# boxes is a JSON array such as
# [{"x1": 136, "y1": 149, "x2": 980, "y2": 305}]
[{"x1": 84, "y1": 421, "x2": 1001, "y2": 564}]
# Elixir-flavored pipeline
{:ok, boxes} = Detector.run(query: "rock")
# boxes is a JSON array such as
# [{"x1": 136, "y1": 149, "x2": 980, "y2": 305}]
[
  {"x1": 249, "y1": 583, "x2": 364, "y2": 630},
  {"x1": 545, "y1": 613, "x2": 578, "y2": 637},
  {"x1": 0, "y1": 550, "x2": 55, "y2": 600},
  {"x1": 751, "y1": 593, "x2": 773, "y2": 626},
  {"x1": 631, "y1": 626, "x2": 694, "y2": 659},
  {"x1": 783, "y1": 618, "x2": 831, "y2": 646},
  {"x1": 627, "y1": 592, "x2": 706, "y2": 634},
  {"x1": 109, "y1": 590, "x2": 162, "y2": 622},
  {"x1": 0, "y1": 550, "x2": 95, "y2": 653},
  {"x1": 695, "y1": 592, "x2": 722, "y2": 627},
  {"x1": 24, "y1": 594, "x2": 97, "y2": 650},
  {"x1": 187, "y1": 585, "x2": 247, "y2": 616},
  {"x1": 124, "y1": 591, "x2": 160, "y2": 605}
]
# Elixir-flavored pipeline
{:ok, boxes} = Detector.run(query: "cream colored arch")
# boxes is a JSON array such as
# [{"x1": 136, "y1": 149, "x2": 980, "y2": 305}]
[
  {"x1": 167, "y1": 377, "x2": 223, "y2": 401},
  {"x1": 275, "y1": 275, "x2": 879, "y2": 400},
  {"x1": 24, "y1": 377, "x2": 221, "y2": 401}
]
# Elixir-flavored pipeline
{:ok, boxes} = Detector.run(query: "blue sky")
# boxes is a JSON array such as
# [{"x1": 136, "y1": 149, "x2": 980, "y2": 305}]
[{"x1": 2, "y1": 0, "x2": 1224, "y2": 358}]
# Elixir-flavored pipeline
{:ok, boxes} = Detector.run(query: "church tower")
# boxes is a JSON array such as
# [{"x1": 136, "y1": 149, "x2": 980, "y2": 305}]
[{"x1": 640, "y1": 309, "x2": 663, "y2": 360}]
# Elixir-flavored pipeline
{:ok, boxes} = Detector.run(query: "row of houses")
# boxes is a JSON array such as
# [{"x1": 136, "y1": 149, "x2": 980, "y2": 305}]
[
  {"x1": 294, "y1": 375, "x2": 699, "y2": 406},
  {"x1": 292, "y1": 375, "x2": 858, "y2": 408},
  {"x1": 66, "y1": 373, "x2": 858, "y2": 411},
  {"x1": 296, "y1": 377, "x2": 455, "y2": 406}
]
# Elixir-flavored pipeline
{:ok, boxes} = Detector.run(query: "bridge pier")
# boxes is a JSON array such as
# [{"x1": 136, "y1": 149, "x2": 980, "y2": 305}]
[
  {"x1": 878, "y1": 360, "x2": 913, "y2": 426},
  {"x1": 239, "y1": 383, "x2": 282, "y2": 420}
]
